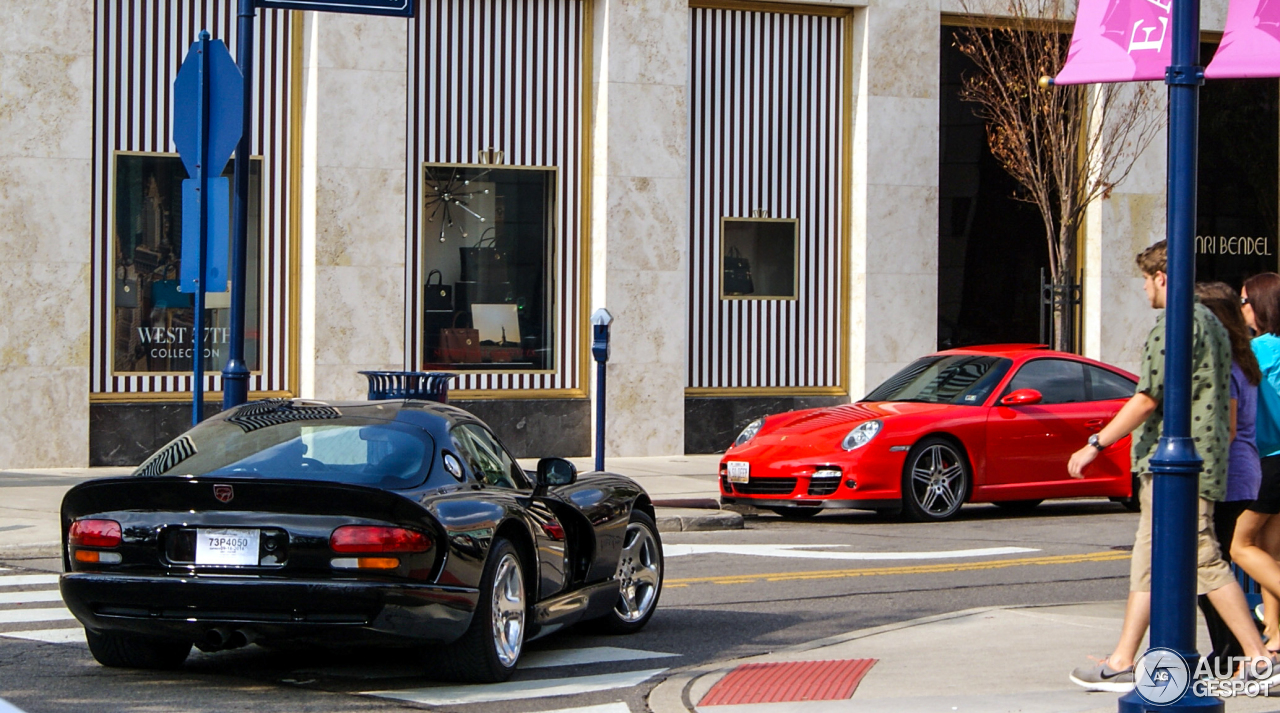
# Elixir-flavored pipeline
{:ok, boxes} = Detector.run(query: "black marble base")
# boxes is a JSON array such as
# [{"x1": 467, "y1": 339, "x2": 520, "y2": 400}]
[
  {"x1": 90, "y1": 402, "x2": 224, "y2": 466},
  {"x1": 451, "y1": 399, "x2": 591, "y2": 459},
  {"x1": 684, "y1": 395, "x2": 850, "y2": 454}
]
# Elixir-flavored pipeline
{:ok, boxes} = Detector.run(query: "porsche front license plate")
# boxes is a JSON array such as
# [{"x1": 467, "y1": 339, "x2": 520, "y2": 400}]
[
  {"x1": 195, "y1": 528, "x2": 260, "y2": 566},
  {"x1": 727, "y1": 461, "x2": 750, "y2": 483}
]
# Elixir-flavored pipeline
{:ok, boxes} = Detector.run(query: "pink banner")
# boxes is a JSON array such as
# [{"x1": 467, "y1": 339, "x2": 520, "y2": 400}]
[
  {"x1": 1205, "y1": 0, "x2": 1280, "y2": 78},
  {"x1": 1054, "y1": 0, "x2": 1173, "y2": 84}
]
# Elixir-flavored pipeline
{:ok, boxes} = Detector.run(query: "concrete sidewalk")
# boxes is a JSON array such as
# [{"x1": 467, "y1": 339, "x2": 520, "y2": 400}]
[
  {"x1": 0, "y1": 455, "x2": 739, "y2": 560},
  {"x1": 650, "y1": 601, "x2": 1280, "y2": 713}
]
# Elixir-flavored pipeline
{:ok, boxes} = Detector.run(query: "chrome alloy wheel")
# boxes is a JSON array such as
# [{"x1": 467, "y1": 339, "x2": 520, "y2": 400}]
[
  {"x1": 614, "y1": 521, "x2": 661, "y2": 623},
  {"x1": 909, "y1": 443, "x2": 966, "y2": 518},
  {"x1": 489, "y1": 552, "x2": 525, "y2": 667}
]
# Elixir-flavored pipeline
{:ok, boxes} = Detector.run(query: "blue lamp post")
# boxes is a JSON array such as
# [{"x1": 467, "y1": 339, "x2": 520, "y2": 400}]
[
  {"x1": 591, "y1": 308, "x2": 613, "y2": 473},
  {"x1": 1117, "y1": 0, "x2": 1218, "y2": 707}
]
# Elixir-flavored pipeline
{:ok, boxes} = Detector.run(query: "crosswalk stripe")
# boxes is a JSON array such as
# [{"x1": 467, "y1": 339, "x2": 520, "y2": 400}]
[
  {"x1": 0, "y1": 591, "x2": 62, "y2": 605},
  {"x1": 538, "y1": 704, "x2": 631, "y2": 713},
  {"x1": 0, "y1": 608, "x2": 76, "y2": 624},
  {"x1": 0, "y1": 576, "x2": 60, "y2": 588},
  {"x1": 363, "y1": 668, "x2": 667, "y2": 706},
  {"x1": 0, "y1": 628, "x2": 84, "y2": 645},
  {"x1": 519, "y1": 646, "x2": 678, "y2": 669}
]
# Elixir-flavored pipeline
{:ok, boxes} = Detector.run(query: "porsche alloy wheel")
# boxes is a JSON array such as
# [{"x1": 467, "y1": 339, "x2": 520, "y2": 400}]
[
  {"x1": 903, "y1": 438, "x2": 970, "y2": 522},
  {"x1": 597, "y1": 510, "x2": 663, "y2": 633}
]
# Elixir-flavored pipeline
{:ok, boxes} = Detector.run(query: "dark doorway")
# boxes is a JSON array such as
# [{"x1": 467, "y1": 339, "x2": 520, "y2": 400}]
[
  {"x1": 938, "y1": 26, "x2": 1051, "y2": 350},
  {"x1": 1197, "y1": 46, "x2": 1279, "y2": 289}
]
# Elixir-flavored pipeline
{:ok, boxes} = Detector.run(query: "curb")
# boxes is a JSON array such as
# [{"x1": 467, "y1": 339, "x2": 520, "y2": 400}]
[
  {"x1": 0, "y1": 543, "x2": 61, "y2": 561},
  {"x1": 647, "y1": 605, "x2": 1009, "y2": 713},
  {"x1": 651, "y1": 498, "x2": 722, "y2": 510},
  {"x1": 655, "y1": 508, "x2": 743, "y2": 532}
]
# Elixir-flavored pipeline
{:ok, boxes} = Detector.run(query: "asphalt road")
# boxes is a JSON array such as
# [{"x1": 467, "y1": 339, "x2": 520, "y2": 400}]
[{"x1": 0, "y1": 498, "x2": 1138, "y2": 713}]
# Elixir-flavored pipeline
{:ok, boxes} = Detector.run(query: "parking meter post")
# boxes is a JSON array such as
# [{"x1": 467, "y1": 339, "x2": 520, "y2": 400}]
[
  {"x1": 591, "y1": 309, "x2": 613, "y2": 473},
  {"x1": 191, "y1": 31, "x2": 211, "y2": 427},
  {"x1": 1118, "y1": 0, "x2": 1219, "y2": 707},
  {"x1": 222, "y1": 0, "x2": 255, "y2": 410}
]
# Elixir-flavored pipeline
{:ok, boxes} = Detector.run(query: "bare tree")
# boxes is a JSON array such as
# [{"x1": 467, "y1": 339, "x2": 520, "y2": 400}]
[{"x1": 953, "y1": 0, "x2": 1162, "y2": 351}]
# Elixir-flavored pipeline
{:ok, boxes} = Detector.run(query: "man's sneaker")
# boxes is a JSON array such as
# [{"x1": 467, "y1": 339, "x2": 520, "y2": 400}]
[{"x1": 1070, "y1": 660, "x2": 1135, "y2": 692}]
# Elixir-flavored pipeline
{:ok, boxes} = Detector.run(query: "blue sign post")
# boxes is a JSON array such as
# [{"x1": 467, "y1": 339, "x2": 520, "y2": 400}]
[
  {"x1": 1117, "y1": 0, "x2": 1219, "y2": 709},
  {"x1": 173, "y1": 31, "x2": 244, "y2": 426}
]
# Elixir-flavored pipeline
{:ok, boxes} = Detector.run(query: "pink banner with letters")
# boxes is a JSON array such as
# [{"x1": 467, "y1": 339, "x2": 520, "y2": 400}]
[
  {"x1": 1054, "y1": 0, "x2": 1173, "y2": 84},
  {"x1": 1205, "y1": 0, "x2": 1280, "y2": 78}
]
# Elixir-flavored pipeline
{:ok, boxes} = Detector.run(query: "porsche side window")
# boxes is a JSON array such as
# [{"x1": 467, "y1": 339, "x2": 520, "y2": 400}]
[
  {"x1": 454, "y1": 424, "x2": 526, "y2": 490},
  {"x1": 1006, "y1": 359, "x2": 1087, "y2": 405},
  {"x1": 1086, "y1": 365, "x2": 1137, "y2": 401}
]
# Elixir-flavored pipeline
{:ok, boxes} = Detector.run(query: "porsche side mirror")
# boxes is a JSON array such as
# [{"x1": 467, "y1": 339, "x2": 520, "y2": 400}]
[
  {"x1": 536, "y1": 458, "x2": 577, "y2": 489},
  {"x1": 1000, "y1": 388, "x2": 1043, "y2": 407}
]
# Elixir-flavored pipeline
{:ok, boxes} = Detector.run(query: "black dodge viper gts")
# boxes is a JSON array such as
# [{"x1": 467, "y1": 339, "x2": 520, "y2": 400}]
[{"x1": 60, "y1": 398, "x2": 663, "y2": 682}]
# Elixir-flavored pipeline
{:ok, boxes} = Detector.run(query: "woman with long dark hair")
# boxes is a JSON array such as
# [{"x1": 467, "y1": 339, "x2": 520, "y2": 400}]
[{"x1": 1232, "y1": 272, "x2": 1280, "y2": 650}]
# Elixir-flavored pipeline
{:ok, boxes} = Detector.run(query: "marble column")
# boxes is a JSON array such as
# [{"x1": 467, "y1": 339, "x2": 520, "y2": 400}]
[
  {"x1": 590, "y1": 0, "x2": 689, "y2": 456},
  {"x1": 0, "y1": 2, "x2": 94, "y2": 467},
  {"x1": 848, "y1": 0, "x2": 940, "y2": 397},
  {"x1": 305, "y1": 14, "x2": 408, "y2": 401}
]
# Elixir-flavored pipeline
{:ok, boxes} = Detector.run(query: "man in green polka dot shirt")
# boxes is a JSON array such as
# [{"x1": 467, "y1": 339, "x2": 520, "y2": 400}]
[{"x1": 1067, "y1": 240, "x2": 1269, "y2": 692}]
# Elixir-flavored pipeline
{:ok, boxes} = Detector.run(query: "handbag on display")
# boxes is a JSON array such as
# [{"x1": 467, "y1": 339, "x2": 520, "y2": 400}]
[
  {"x1": 723, "y1": 247, "x2": 755, "y2": 295},
  {"x1": 115, "y1": 277, "x2": 139, "y2": 309},
  {"x1": 459, "y1": 234, "x2": 508, "y2": 285},
  {"x1": 151, "y1": 279, "x2": 192, "y2": 309},
  {"x1": 455, "y1": 280, "x2": 513, "y2": 313},
  {"x1": 439, "y1": 314, "x2": 481, "y2": 364},
  {"x1": 424, "y1": 269, "x2": 453, "y2": 312}
]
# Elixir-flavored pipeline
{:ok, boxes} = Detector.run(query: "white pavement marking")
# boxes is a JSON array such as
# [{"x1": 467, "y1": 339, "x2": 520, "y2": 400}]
[
  {"x1": 0, "y1": 590, "x2": 62, "y2": 605},
  {"x1": 0, "y1": 608, "x2": 76, "y2": 624},
  {"x1": 661, "y1": 544, "x2": 1040, "y2": 561},
  {"x1": 519, "y1": 646, "x2": 678, "y2": 669},
  {"x1": 363, "y1": 668, "x2": 668, "y2": 706},
  {"x1": 1, "y1": 628, "x2": 84, "y2": 645},
  {"x1": 537, "y1": 703, "x2": 631, "y2": 713},
  {"x1": 0, "y1": 697, "x2": 26, "y2": 713},
  {"x1": 0, "y1": 575, "x2": 60, "y2": 588}
]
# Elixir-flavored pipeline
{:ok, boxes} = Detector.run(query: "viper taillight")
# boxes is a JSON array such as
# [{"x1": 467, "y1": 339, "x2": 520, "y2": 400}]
[
  {"x1": 329, "y1": 526, "x2": 431, "y2": 554},
  {"x1": 69, "y1": 519, "x2": 122, "y2": 548}
]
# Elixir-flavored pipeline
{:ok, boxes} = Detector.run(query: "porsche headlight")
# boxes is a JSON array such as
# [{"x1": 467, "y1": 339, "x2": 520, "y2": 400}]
[
  {"x1": 734, "y1": 418, "x2": 765, "y2": 447},
  {"x1": 842, "y1": 420, "x2": 882, "y2": 451}
]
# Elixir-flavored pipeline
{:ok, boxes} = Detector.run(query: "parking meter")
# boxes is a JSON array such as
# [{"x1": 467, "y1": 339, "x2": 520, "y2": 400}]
[{"x1": 591, "y1": 309, "x2": 613, "y2": 471}]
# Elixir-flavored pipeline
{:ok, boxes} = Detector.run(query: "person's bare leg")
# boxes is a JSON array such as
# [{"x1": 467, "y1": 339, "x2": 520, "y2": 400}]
[
  {"x1": 1261, "y1": 517, "x2": 1280, "y2": 645},
  {"x1": 1231, "y1": 512, "x2": 1279, "y2": 647},
  {"x1": 1107, "y1": 591, "x2": 1151, "y2": 669}
]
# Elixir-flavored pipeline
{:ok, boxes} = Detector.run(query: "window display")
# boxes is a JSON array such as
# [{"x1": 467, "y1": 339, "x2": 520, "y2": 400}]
[
  {"x1": 112, "y1": 153, "x2": 262, "y2": 374},
  {"x1": 419, "y1": 164, "x2": 555, "y2": 371},
  {"x1": 720, "y1": 218, "x2": 799, "y2": 299}
]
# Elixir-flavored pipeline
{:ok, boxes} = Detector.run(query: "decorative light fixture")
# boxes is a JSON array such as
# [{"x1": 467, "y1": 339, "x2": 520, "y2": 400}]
[
  {"x1": 423, "y1": 166, "x2": 490, "y2": 243},
  {"x1": 477, "y1": 147, "x2": 505, "y2": 165},
  {"x1": 751, "y1": 209, "x2": 770, "y2": 218}
]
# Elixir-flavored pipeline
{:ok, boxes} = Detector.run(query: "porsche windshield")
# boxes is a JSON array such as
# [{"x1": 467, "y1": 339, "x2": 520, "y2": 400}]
[
  {"x1": 863, "y1": 355, "x2": 1012, "y2": 405},
  {"x1": 134, "y1": 414, "x2": 435, "y2": 490}
]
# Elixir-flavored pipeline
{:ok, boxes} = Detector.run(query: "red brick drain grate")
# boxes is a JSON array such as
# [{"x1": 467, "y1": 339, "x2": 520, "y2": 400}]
[{"x1": 698, "y1": 658, "x2": 878, "y2": 706}]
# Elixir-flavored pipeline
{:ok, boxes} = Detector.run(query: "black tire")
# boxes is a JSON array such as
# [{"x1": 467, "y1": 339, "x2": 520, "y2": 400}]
[
  {"x1": 1112, "y1": 474, "x2": 1142, "y2": 512},
  {"x1": 993, "y1": 499, "x2": 1043, "y2": 514},
  {"x1": 595, "y1": 510, "x2": 663, "y2": 634},
  {"x1": 85, "y1": 629, "x2": 191, "y2": 670},
  {"x1": 902, "y1": 437, "x2": 971, "y2": 522},
  {"x1": 767, "y1": 506, "x2": 822, "y2": 519},
  {"x1": 434, "y1": 537, "x2": 526, "y2": 683}
]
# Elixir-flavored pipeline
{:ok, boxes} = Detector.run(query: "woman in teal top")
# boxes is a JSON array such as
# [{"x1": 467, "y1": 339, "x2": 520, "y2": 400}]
[{"x1": 1240, "y1": 272, "x2": 1280, "y2": 648}]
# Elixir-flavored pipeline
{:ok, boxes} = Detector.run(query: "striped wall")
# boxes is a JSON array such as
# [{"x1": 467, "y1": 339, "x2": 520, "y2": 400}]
[
  {"x1": 688, "y1": 7, "x2": 846, "y2": 391},
  {"x1": 406, "y1": 0, "x2": 584, "y2": 393},
  {"x1": 91, "y1": 1, "x2": 295, "y2": 396}
]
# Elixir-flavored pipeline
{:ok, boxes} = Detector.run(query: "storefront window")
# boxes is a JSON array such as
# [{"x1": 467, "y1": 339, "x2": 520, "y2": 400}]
[
  {"x1": 720, "y1": 218, "x2": 798, "y2": 299},
  {"x1": 420, "y1": 164, "x2": 555, "y2": 371},
  {"x1": 112, "y1": 153, "x2": 261, "y2": 374},
  {"x1": 1196, "y1": 49, "x2": 1279, "y2": 287}
]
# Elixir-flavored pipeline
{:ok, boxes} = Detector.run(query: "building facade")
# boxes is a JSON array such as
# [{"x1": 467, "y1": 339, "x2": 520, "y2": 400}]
[{"x1": 0, "y1": 0, "x2": 1272, "y2": 468}]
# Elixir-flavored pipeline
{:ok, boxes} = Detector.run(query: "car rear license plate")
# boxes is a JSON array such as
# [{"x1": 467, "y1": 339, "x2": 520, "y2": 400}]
[
  {"x1": 196, "y1": 528, "x2": 260, "y2": 566},
  {"x1": 727, "y1": 461, "x2": 750, "y2": 483}
]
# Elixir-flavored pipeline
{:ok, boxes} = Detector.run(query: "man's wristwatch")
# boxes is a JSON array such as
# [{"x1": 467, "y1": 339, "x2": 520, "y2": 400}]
[{"x1": 1088, "y1": 434, "x2": 1106, "y2": 451}]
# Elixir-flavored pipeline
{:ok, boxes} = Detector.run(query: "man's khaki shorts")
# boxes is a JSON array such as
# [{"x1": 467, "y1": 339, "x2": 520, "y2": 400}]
[{"x1": 1130, "y1": 473, "x2": 1236, "y2": 594}]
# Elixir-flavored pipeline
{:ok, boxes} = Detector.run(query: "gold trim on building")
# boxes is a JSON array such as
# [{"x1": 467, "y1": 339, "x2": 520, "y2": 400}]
[
  {"x1": 718, "y1": 217, "x2": 801, "y2": 302},
  {"x1": 90, "y1": 390, "x2": 294, "y2": 404},
  {"x1": 450, "y1": 388, "x2": 588, "y2": 401},
  {"x1": 685, "y1": 386, "x2": 848, "y2": 398}
]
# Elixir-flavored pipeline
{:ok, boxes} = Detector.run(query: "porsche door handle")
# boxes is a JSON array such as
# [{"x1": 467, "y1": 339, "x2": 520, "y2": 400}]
[{"x1": 1085, "y1": 419, "x2": 1106, "y2": 432}]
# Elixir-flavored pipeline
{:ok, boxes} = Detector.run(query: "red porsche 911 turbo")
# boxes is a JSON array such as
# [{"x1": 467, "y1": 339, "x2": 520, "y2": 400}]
[{"x1": 719, "y1": 345, "x2": 1139, "y2": 521}]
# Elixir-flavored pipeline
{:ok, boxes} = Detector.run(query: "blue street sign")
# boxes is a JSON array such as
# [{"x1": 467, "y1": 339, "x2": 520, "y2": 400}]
[
  {"x1": 253, "y1": 0, "x2": 414, "y2": 17},
  {"x1": 180, "y1": 177, "x2": 229, "y2": 293},
  {"x1": 173, "y1": 38, "x2": 243, "y2": 180}
]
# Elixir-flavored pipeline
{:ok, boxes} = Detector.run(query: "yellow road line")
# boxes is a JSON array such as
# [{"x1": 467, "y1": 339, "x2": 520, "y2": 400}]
[{"x1": 664, "y1": 550, "x2": 1131, "y2": 587}]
